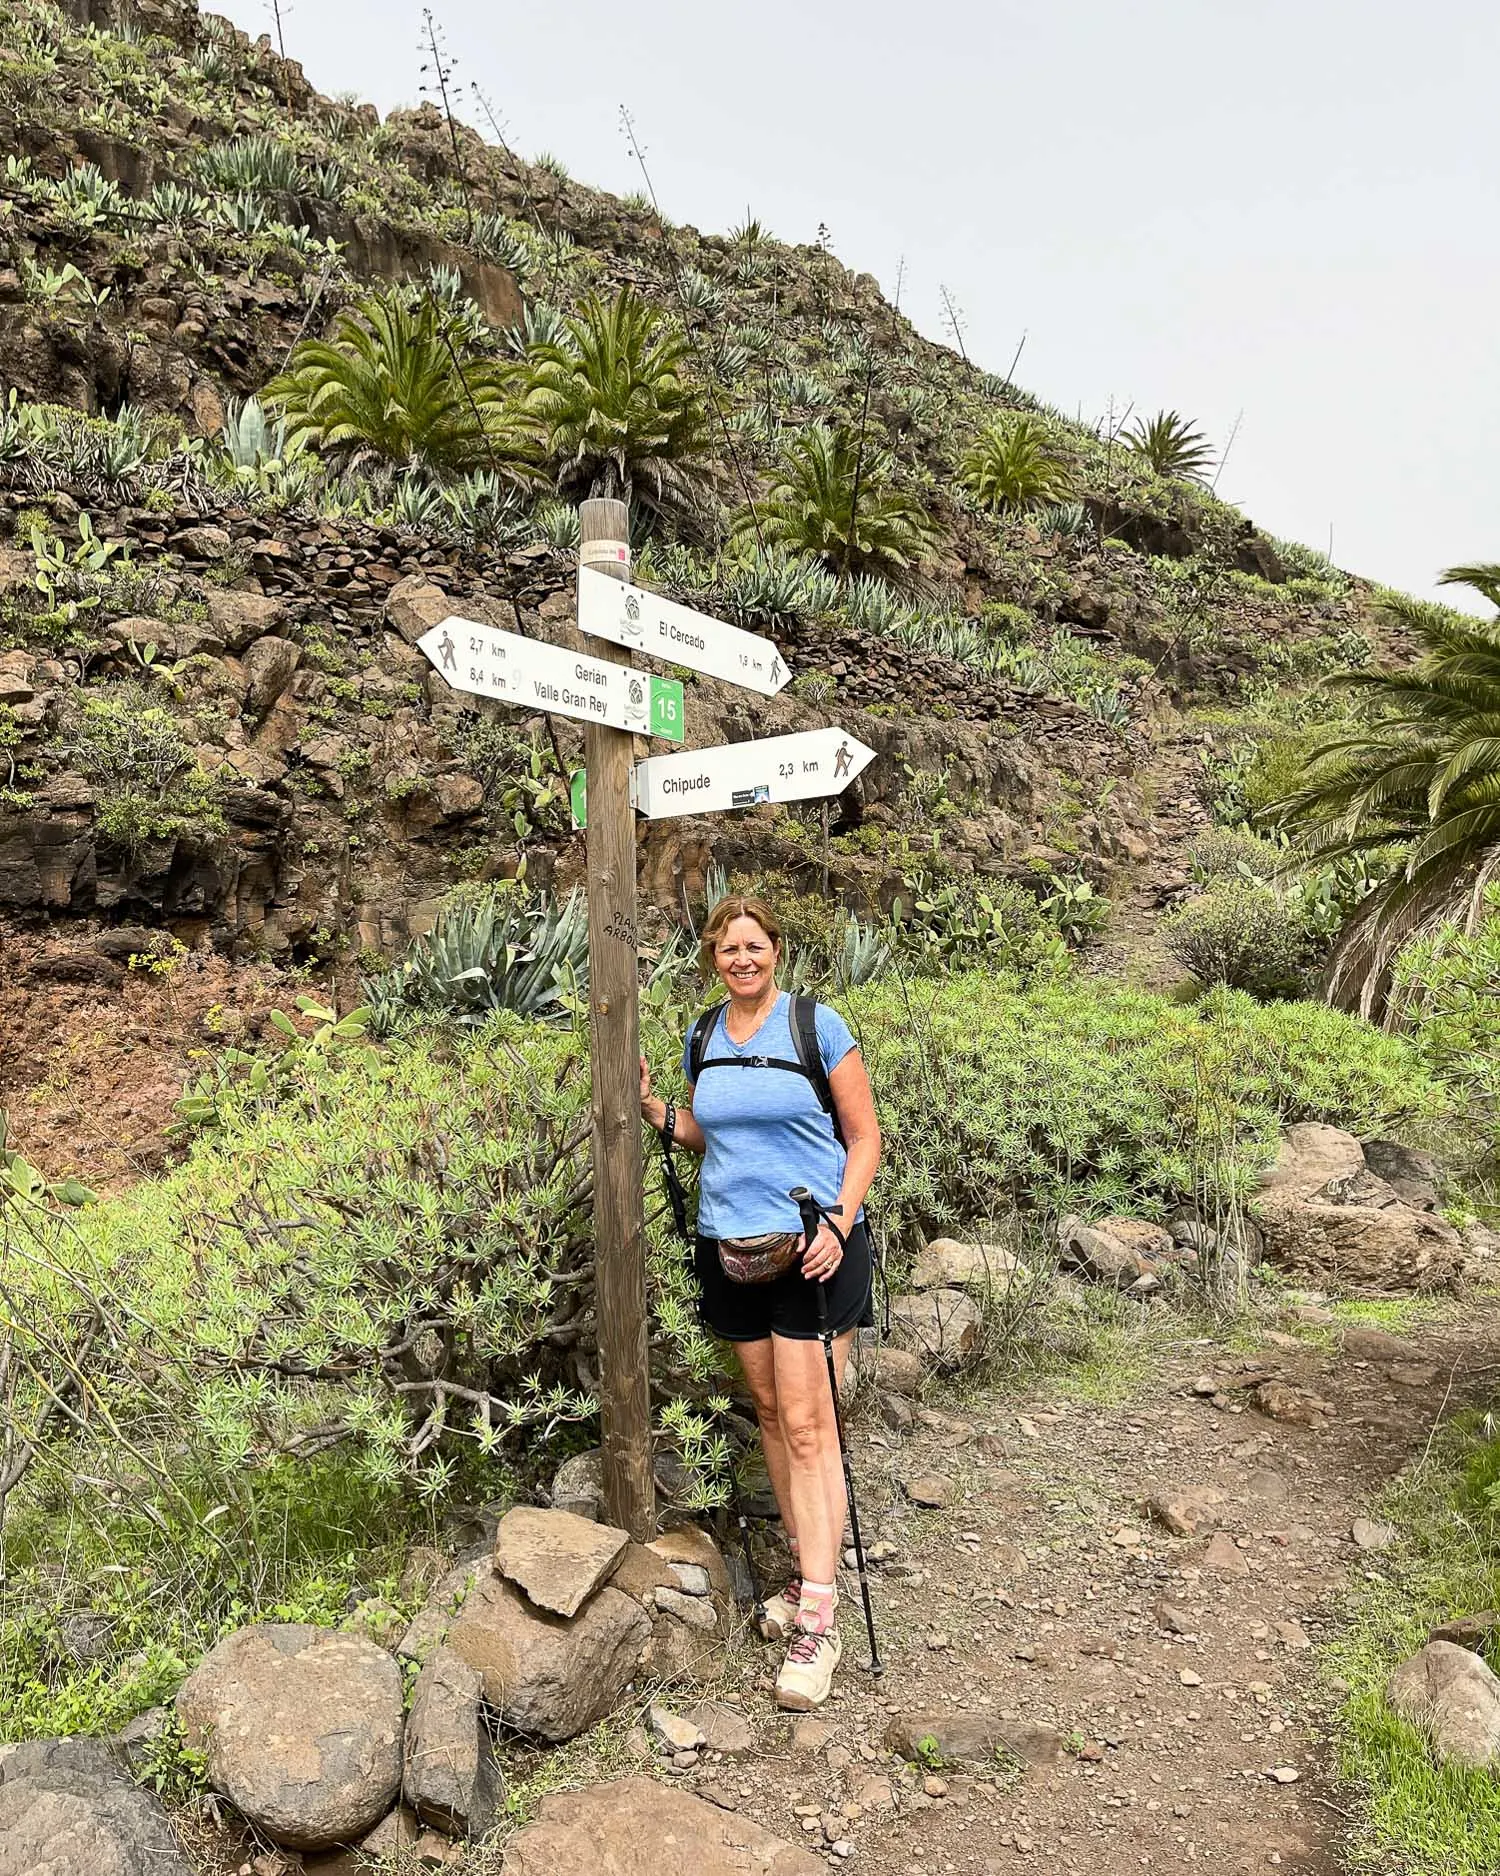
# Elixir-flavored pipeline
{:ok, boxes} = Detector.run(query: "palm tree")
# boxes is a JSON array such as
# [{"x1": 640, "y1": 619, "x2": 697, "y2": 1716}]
[
  {"x1": 1271, "y1": 564, "x2": 1500, "y2": 1012},
  {"x1": 521, "y1": 288, "x2": 713, "y2": 526},
  {"x1": 960, "y1": 415, "x2": 1073, "y2": 514},
  {"x1": 265, "y1": 290, "x2": 531, "y2": 480},
  {"x1": 740, "y1": 423, "x2": 938, "y2": 585},
  {"x1": 1124, "y1": 410, "x2": 1215, "y2": 483}
]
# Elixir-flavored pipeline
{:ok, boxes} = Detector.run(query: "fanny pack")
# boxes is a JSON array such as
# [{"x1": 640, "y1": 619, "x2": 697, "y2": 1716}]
[{"x1": 715, "y1": 1230, "x2": 802, "y2": 1285}]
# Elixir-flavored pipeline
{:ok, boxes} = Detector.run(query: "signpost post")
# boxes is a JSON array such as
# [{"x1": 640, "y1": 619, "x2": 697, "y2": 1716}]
[
  {"x1": 413, "y1": 531, "x2": 877, "y2": 1549},
  {"x1": 576, "y1": 498, "x2": 655, "y2": 1542}
]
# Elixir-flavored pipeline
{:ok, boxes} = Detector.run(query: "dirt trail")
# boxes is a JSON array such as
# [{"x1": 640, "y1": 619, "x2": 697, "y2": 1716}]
[
  {"x1": 1088, "y1": 717, "x2": 1214, "y2": 993},
  {"x1": 672, "y1": 1304, "x2": 1500, "y2": 1876}
]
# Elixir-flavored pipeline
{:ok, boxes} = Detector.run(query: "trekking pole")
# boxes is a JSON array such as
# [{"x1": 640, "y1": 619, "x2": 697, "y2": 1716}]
[{"x1": 790, "y1": 1185, "x2": 883, "y2": 1677}]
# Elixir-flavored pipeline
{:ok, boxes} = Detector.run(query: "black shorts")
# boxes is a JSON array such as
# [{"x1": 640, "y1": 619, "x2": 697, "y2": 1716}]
[{"x1": 694, "y1": 1221, "x2": 874, "y2": 1343}]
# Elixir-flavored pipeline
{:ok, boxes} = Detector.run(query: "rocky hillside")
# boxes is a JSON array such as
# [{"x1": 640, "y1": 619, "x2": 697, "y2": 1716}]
[{"x1": 0, "y1": 0, "x2": 1409, "y2": 1169}]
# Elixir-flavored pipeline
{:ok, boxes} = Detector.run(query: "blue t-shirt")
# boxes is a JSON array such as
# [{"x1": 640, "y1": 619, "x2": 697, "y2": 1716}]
[{"x1": 685, "y1": 994, "x2": 859, "y2": 1237}]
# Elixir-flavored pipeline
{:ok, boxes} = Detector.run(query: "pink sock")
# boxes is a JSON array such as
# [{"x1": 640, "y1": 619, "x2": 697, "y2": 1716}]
[{"x1": 797, "y1": 1578, "x2": 837, "y2": 1635}]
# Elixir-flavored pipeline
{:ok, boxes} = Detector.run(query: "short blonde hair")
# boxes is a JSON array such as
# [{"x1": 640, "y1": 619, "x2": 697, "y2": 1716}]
[{"x1": 699, "y1": 895, "x2": 783, "y2": 980}]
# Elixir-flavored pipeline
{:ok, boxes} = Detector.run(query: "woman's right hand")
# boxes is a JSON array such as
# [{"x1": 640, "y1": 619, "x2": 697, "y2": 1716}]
[{"x1": 639, "y1": 1054, "x2": 652, "y2": 1109}]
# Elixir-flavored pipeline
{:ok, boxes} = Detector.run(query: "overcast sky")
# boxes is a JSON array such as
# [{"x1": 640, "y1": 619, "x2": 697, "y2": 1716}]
[{"x1": 219, "y1": 0, "x2": 1496, "y2": 610}]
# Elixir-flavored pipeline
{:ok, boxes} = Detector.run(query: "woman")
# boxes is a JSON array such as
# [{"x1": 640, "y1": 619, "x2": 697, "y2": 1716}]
[{"x1": 639, "y1": 895, "x2": 881, "y2": 1711}]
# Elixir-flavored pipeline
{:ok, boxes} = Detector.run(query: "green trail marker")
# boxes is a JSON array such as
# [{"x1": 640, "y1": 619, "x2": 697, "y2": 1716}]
[
  {"x1": 649, "y1": 676, "x2": 684, "y2": 741},
  {"x1": 570, "y1": 768, "x2": 587, "y2": 829}
]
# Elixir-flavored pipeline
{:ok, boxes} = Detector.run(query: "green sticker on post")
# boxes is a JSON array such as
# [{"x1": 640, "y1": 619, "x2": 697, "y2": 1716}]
[
  {"x1": 648, "y1": 676, "x2": 685, "y2": 742},
  {"x1": 569, "y1": 768, "x2": 587, "y2": 830}
]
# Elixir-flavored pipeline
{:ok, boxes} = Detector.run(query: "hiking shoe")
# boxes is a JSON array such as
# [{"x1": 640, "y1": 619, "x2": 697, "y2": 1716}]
[
  {"x1": 775, "y1": 1625, "x2": 843, "y2": 1710},
  {"x1": 757, "y1": 1575, "x2": 801, "y2": 1642}
]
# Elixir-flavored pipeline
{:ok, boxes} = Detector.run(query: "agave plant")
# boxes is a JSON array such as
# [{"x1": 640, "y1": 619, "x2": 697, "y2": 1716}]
[
  {"x1": 198, "y1": 134, "x2": 304, "y2": 196},
  {"x1": 1124, "y1": 410, "x2": 1214, "y2": 483},
  {"x1": 52, "y1": 163, "x2": 123, "y2": 227},
  {"x1": 532, "y1": 497, "x2": 581, "y2": 550},
  {"x1": 521, "y1": 287, "x2": 714, "y2": 524},
  {"x1": 446, "y1": 469, "x2": 527, "y2": 544},
  {"x1": 1035, "y1": 500, "x2": 1091, "y2": 542},
  {"x1": 363, "y1": 889, "x2": 590, "y2": 1032},
  {"x1": 960, "y1": 415, "x2": 1073, "y2": 514},
  {"x1": 306, "y1": 162, "x2": 345, "y2": 203},
  {"x1": 742, "y1": 423, "x2": 939, "y2": 586},
  {"x1": 1271, "y1": 565, "x2": 1500, "y2": 1011},
  {"x1": 677, "y1": 268, "x2": 723, "y2": 317},
  {"x1": 470, "y1": 212, "x2": 529, "y2": 269},
  {"x1": 146, "y1": 181, "x2": 211, "y2": 229},
  {"x1": 774, "y1": 370, "x2": 828, "y2": 412},
  {"x1": 219, "y1": 396, "x2": 290, "y2": 473},
  {"x1": 720, "y1": 551, "x2": 839, "y2": 627},
  {"x1": 265, "y1": 289, "x2": 533, "y2": 479},
  {"x1": 842, "y1": 573, "x2": 910, "y2": 634},
  {"x1": 220, "y1": 193, "x2": 267, "y2": 234},
  {"x1": 506, "y1": 300, "x2": 570, "y2": 358},
  {"x1": 390, "y1": 476, "x2": 447, "y2": 530}
]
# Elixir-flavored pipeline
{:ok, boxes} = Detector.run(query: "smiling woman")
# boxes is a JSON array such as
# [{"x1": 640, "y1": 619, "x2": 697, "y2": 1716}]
[{"x1": 639, "y1": 893, "x2": 881, "y2": 1713}]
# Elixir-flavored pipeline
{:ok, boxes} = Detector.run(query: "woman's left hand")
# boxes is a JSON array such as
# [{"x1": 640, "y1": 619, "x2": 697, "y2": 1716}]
[{"x1": 801, "y1": 1222, "x2": 845, "y2": 1282}]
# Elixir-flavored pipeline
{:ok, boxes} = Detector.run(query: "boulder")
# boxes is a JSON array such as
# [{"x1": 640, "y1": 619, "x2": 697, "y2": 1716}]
[
  {"x1": 447, "y1": 1574, "x2": 650, "y2": 1742},
  {"x1": 1058, "y1": 1215, "x2": 1163, "y2": 1286},
  {"x1": 1388, "y1": 1640, "x2": 1500, "y2": 1769},
  {"x1": 0, "y1": 1738, "x2": 194, "y2": 1876},
  {"x1": 870, "y1": 1345, "x2": 923, "y2": 1397},
  {"x1": 1362, "y1": 1139, "x2": 1441, "y2": 1211},
  {"x1": 1258, "y1": 1122, "x2": 1367, "y2": 1201},
  {"x1": 1256, "y1": 1195, "x2": 1464, "y2": 1293},
  {"x1": 173, "y1": 523, "x2": 233, "y2": 559},
  {"x1": 206, "y1": 588, "x2": 288, "y2": 653},
  {"x1": 647, "y1": 1526, "x2": 733, "y2": 1604},
  {"x1": 403, "y1": 1645, "x2": 501, "y2": 1838},
  {"x1": 495, "y1": 1505, "x2": 630, "y2": 1619},
  {"x1": 242, "y1": 635, "x2": 302, "y2": 720},
  {"x1": 655, "y1": 1585, "x2": 718, "y2": 1631},
  {"x1": 908, "y1": 1236, "x2": 1024, "y2": 1291},
  {"x1": 1148, "y1": 1486, "x2": 1226, "y2": 1537},
  {"x1": 889, "y1": 1289, "x2": 981, "y2": 1366},
  {"x1": 551, "y1": 1448, "x2": 605, "y2": 1519},
  {"x1": 397, "y1": 1558, "x2": 482, "y2": 1663},
  {"x1": 500, "y1": 1777, "x2": 824, "y2": 1876},
  {"x1": 304, "y1": 1808, "x2": 422, "y2": 1874},
  {"x1": 884, "y1": 1710, "x2": 1063, "y2": 1769},
  {"x1": 386, "y1": 575, "x2": 454, "y2": 645},
  {"x1": 685, "y1": 1700, "x2": 755, "y2": 1754},
  {"x1": 608, "y1": 1539, "x2": 681, "y2": 1604},
  {"x1": 176, "y1": 1624, "x2": 403, "y2": 1849}
]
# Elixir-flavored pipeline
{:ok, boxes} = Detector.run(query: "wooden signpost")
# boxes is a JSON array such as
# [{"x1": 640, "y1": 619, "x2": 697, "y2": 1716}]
[{"x1": 417, "y1": 504, "x2": 873, "y2": 1542}]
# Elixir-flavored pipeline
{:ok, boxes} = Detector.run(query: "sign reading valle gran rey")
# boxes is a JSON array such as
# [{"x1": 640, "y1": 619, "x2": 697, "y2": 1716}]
[{"x1": 416, "y1": 617, "x2": 684, "y2": 742}]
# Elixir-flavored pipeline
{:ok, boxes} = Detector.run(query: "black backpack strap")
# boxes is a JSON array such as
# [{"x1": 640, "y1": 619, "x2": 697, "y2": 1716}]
[
  {"x1": 789, "y1": 994, "x2": 843, "y2": 1144},
  {"x1": 687, "y1": 1005, "x2": 720, "y2": 1086}
]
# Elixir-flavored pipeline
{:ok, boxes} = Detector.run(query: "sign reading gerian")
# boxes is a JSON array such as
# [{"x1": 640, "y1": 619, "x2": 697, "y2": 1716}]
[{"x1": 417, "y1": 616, "x2": 684, "y2": 743}]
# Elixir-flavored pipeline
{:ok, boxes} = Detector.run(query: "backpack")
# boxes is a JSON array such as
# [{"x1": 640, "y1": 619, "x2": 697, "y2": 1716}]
[{"x1": 687, "y1": 993, "x2": 843, "y2": 1145}]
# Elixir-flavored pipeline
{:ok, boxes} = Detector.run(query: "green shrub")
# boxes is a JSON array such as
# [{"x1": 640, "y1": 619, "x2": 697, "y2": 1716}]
[
  {"x1": 71, "y1": 691, "x2": 224, "y2": 853},
  {"x1": 1188, "y1": 826, "x2": 1282, "y2": 883},
  {"x1": 1163, "y1": 881, "x2": 1313, "y2": 998},
  {"x1": 839, "y1": 972, "x2": 1440, "y2": 1255},
  {"x1": 1330, "y1": 1417, "x2": 1500, "y2": 1875},
  {"x1": 1391, "y1": 887, "x2": 1500, "y2": 1170}
]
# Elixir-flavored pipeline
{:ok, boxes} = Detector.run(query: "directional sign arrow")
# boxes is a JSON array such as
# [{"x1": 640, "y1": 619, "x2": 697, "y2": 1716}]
[
  {"x1": 418, "y1": 615, "x2": 685, "y2": 743},
  {"x1": 634, "y1": 726, "x2": 875, "y2": 821},
  {"x1": 578, "y1": 565, "x2": 792, "y2": 697}
]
